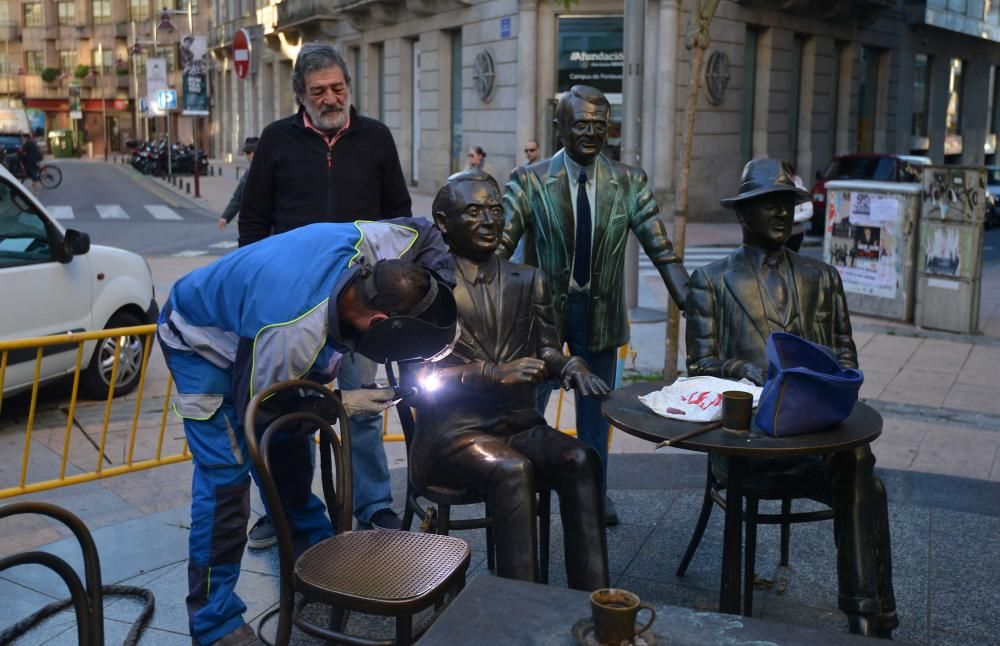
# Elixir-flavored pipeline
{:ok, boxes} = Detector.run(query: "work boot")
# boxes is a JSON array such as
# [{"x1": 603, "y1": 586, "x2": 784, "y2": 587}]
[
  {"x1": 247, "y1": 515, "x2": 277, "y2": 550},
  {"x1": 208, "y1": 623, "x2": 263, "y2": 646},
  {"x1": 369, "y1": 508, "x2": 403, "y2": 530}
]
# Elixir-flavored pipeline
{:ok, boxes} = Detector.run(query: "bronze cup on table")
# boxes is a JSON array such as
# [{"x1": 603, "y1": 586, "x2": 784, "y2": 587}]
[
  {"x1": 722, "y1": 390, "x2": 753, "y2": 433},
  {"x1": 590, "y1": 588, "x2": 656, "y2": 644}
]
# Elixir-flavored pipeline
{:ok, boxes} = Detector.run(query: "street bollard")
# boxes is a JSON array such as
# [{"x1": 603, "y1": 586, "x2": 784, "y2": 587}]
[{"x1": 186, "y1": 181, "x2": 191, "y2": 194}]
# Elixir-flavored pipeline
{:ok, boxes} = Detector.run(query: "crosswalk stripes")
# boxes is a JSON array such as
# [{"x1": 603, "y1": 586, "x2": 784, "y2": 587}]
[
  {"x1": 209, "y1": 241, "x2": 238, "y2": 249},
  {"x1": 638, "y1": 245, "x2": 738, "y2": 273},
  {"x1": 144, "y1": 204, "x2": 183, "y2": 220},
  {"x1": 96, "y1": 204, "x2": 129, "y2": 220},
  {"x1": 49, "y1": 206, "x2": 74, "y2": 220}
]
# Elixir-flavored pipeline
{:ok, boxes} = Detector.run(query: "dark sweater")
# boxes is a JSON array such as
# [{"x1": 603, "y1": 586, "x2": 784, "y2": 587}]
[{"x1": 237, "y1": 107, "x2": 412, "y2": 247}]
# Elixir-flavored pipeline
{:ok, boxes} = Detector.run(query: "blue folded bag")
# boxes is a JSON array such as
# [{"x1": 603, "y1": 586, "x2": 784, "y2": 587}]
[{"x1": 753, "y1": 332, "x2": 864, "y2": 437}]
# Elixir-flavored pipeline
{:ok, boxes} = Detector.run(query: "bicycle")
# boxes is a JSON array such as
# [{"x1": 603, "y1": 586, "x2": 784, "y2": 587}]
[{"x1": 2, "y1": 155, "x2": 62, "y2": 189}]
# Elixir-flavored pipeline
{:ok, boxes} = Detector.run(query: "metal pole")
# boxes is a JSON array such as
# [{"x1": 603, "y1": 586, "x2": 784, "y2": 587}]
[
  {"x1": 193, "y1": 116, "x2": 200, "y2": 197},
  {"x1": 167, "y1": 110, "x2": 173, "y2": 177},
  {"x1": 622, "y1": 0, "x2": 645, "y2": 311},
  {"x1": 100, "y1": 43, "x2": 108, "y2": 161}
]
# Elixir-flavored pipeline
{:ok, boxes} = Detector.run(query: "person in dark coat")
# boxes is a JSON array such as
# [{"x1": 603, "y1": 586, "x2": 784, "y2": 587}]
[
  {"x1": 685, "y1": 158, "x2": 896, "y2": 638},
  {"x1": 409, "y1": 169, "x2": 610, "y2": 590},
  {"x1": 237, "y1": 42, "x2": 412, "y2": 544},
  {"x1": 217, "y1": 137, "x2": 258, "y2": 230}
]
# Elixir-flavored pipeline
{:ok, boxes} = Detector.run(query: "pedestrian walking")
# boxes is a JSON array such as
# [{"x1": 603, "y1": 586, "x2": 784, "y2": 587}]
[
  {"x1": 217, "y1": 137, "x2": 258, "y2": 230},
  {"x1": 237, "y1": 42, "x2": 413, "y2": 541}
]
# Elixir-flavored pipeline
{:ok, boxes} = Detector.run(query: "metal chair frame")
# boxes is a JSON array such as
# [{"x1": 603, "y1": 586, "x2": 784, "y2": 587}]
[
  {"x1": 676, "y1": 457, "x2": 835, "y2": 616},
  {"x1": 0, "y1": 502, "x2": 104, "y2": 645},
  {"x1": 245, "y1": 380, "x2": 471, "y2": 646}
]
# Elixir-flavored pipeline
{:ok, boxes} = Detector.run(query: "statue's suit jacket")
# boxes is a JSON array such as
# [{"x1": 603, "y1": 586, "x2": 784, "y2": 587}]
[
  {"x1": 498, "y1": 150, "x2": 679, "y2": 354},
  {"x1": 410, "y1": 256, "x2": 573, "y2": 485},
  {"x1": 685, "y1": 246, "x2": 858, "y2": 377}
]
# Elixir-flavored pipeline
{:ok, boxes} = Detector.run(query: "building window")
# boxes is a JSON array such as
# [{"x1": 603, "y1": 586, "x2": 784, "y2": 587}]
[
  {"x1": 856, "y1": 46, "x2": 881, "y2": 153},
  {"x1": 0, "y1": 0, "x2": 10, "y2": 24},
  {"x1": 93, "y1": 0, "x2": 111, "y2": 24},
  {"x1": 92, "y1": 48, "x2": 113, "y2": 74},
  {"x1": 130, "y1": 0, "x2": 150, "y2": 22},
  {"x1": 59, "y1": 50, "x2": 78, "y2": 72},
  {"x1": 57, "y1": 0, "x2": 75, "y2": 25},
  {"x1": 25, "y1": 51, "x2": 44, "y2": 74},
  {"x1": 912, "y1": 54, "x2": 932, "y2": 138},
  {"x1": 23, "y1": 1, "x2": 42, "y2": 27},
  {"x1": 740, "y1": 26, "x2": 760, "y2": 163},
  {"x1": 946, "y1": 58, "x2": 964, "y2": 136},
  {"x1": 177, "y1": 0, "x2": 199, "y2": 13},
  {"x1": 450, "y1": 31, "x2": 463, "y2": 174},
  {"x1": 0, "y1": 54, "x2": 9, "y2": 77},
  {"x1": 133, "y1": 51, "x2": 147, "y2": 74},
  {"x1": 163, "y1": 46, "x2": 177, "y2": 72},
  {"x1": 789, "y1": 35, "x2": 807, "y2": 160}
]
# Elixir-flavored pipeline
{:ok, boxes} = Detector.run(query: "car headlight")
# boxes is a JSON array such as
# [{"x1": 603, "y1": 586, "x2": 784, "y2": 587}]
[{"x1": 813, "y1": 193, "x2": 825, "y2": 202}]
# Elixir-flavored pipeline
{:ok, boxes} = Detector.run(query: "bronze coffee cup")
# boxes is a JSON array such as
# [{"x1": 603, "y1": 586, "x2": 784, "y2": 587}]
[
  {"x1": 722, "y1": 390, "x2": 753, "y2": 432},
  {"x1": 590, "y1": 588, "x2": 656, "y2": 643}
]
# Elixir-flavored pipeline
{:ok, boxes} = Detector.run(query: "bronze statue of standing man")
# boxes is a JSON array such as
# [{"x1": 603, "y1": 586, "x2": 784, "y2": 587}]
[{"x1": 499, "y1": 85, "x2": 687, "y2": 525}]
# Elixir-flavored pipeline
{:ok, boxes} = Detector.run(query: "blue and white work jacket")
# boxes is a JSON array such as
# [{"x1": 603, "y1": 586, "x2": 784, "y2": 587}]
[{"x1": 158, "y1": 217, "x2": 452, "y2": 421}]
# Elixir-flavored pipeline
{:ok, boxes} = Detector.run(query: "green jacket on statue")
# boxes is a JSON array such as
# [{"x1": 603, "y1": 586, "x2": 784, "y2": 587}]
[{"x1": 498, "y1": 150, "x2": 682, "y2": 354}]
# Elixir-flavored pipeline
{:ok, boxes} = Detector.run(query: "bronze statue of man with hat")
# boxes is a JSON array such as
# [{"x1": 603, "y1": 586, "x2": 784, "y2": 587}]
[{"x1": 685, "y1": 159, "x2": 896, "y2": 638}]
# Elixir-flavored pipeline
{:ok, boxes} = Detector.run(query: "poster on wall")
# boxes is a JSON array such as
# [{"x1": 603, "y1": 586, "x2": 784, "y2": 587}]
[
  {"x1": 921, "y1": 221, "x2": 977, "y2": 279},
  {"x1": 827, "y1": 190, "x2": 899, "y2": 298},
  {"x1": 556, "y1": 16, "x2": 624, "y2": 95},
  {"x1": 146, "y1": 58, "x2": 168, "y2": 117},
  {"x1": 181, "y1": 36, "x2": 210, "y2": 116}
]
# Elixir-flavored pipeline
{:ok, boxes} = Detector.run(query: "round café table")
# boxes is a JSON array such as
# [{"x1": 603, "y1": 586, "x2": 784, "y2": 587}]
[{"x1": 602, "y1": 380, "x2": 882, "y2": 615}]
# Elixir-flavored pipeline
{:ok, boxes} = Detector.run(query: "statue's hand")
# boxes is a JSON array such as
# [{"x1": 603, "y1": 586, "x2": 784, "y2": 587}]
[
  {"x1": 564, "y1": 364, "x2": 610, "y2": 398},
  {"x1": 493, "y1": 358, "x2": 547, "y2": 385},
  {"x1": 741, "y1": 363, "x2": 767, "y2": 387}
]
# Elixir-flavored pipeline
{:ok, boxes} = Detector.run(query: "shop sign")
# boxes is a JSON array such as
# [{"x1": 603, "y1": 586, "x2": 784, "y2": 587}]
[
  {"x1": 146, "y1": 58, "x2": 168, "y2": 116},
  {"x1": 557, "y1": 16, "x2": 624, "y2": 94},
  {"x1": 69, "y1": 84, "x2": 82, "y2": 120},
  {"x1": 182, "y1": 35, "x2": 210, "y2": 116}
]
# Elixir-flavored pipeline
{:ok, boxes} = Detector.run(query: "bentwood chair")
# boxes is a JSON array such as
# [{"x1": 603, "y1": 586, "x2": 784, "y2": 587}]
[
  {"x1": 676, "y1": 455, "x2": 835, "y2": 616},
  {"x1": 245, "y1": 380, "x2": 471, "y2": 646}
]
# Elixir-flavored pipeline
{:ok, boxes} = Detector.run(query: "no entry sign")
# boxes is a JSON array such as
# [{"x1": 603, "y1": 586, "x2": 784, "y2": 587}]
[{"x1": 233, "y1": 29, "x2": 251, "y2": 79}]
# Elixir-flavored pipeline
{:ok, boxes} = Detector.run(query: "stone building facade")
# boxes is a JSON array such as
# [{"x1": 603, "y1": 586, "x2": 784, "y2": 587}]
[
  {"x1": 209, "y1": 0, "x2": 1000, "y2": 220},
  {"x1": 0, "y1": 0, "x2": 212, "y2": 155}
]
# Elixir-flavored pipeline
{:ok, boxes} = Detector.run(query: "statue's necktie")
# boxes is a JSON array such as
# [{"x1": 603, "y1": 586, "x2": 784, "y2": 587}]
[
  {"x1": 764, "y1": 252, "x2": 789, "y2": 323},
  {"x1": 573, "y1": 168, "x2": 591, "y2": 288}
]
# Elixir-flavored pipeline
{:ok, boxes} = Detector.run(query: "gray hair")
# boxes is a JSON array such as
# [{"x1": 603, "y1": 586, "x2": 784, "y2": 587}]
[{"x1": 292, "y1": 42, "x2": 351, "y2": 99}]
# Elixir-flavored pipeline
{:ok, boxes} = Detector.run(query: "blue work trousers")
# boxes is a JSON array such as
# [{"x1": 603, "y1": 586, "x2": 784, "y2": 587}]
[
  {"x1": 161, "y1": 346, "x2": 333, "y2": 646},
  {"x1": 537, "y1": 293, "x2": 618, "y2": 490},
  {"x1": 337, "y1": 351, "x2": 394, "y2": 524}
]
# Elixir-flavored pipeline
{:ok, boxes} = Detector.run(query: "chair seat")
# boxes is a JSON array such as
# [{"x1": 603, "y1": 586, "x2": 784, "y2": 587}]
[
  {"x1": 412, "y1": 478, "x2": 485, "y2": 506},
  {"x1": 295, "y1": 530, "x2": 470, "y2": 613}
]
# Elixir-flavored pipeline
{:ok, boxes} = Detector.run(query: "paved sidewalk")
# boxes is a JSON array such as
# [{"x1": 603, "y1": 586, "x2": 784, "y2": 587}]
[{"x1": 2, "y1": 159, "x2": 999, "y2": 643}]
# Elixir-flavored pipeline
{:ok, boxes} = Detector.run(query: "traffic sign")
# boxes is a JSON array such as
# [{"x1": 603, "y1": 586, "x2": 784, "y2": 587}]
[
  {"x1": 157, "y1": 89, "x2": 178, "y2": 111},
  {"x1": 234, "y1": 29, "x2": 251, "y2": 80}
]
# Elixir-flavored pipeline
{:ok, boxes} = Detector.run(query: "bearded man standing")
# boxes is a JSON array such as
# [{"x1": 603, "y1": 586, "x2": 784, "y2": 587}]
[{"x1": 237, "y1": 42, "x2": 411, "y2": 541}]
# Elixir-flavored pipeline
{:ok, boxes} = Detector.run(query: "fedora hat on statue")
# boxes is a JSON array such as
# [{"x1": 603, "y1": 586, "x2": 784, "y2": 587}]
[{"x1": 721, "y1": 159, "x2": 811, "y2": 209}]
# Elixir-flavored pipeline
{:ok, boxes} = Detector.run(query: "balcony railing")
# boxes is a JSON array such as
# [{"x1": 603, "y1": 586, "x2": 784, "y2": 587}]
[{"x1": 276, "y1": 0, "x2": 339, "y2": 29}]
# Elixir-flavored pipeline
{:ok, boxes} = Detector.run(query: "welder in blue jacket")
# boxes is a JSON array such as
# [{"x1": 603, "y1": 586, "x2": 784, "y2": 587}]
[{"x1": 157, "y1": 217, "x2": 457, "y2": 646}]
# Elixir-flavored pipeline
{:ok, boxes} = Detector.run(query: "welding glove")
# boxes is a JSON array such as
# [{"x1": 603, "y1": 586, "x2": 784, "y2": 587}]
[{"x1": 341, "y1": 387, "x2": 397, "y2": 417}]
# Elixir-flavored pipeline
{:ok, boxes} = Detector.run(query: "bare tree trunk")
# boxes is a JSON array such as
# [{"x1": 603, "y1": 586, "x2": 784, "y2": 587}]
[{"x1": 664, "y1": 0, "x2": 720, "y2": 380}]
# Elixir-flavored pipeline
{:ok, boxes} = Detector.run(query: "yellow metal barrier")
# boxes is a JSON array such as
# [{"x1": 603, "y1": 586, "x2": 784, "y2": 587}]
[
  {"x1": 0, "y1": 324, "x2": 190, "y2": 499},
  {"x1": 0, "y1": 325, "x2": 633, "y2": 499}
]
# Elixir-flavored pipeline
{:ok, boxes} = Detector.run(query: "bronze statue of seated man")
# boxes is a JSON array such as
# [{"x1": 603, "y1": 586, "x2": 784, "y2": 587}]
[
  {"x1": 408, "y1": 169, "x2": 610, "y2": 590},
  {"x1": 685, "y1": 158, "x2": 896, "y2": 638}
]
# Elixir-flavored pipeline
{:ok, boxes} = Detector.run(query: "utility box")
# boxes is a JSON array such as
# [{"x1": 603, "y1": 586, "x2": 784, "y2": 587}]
[
  {"x1": 915, "y1": 166, "x2": 986, "y2": 334},
  {"x1": 823, "y1": 180, "x2": 922, "y2": 321}
]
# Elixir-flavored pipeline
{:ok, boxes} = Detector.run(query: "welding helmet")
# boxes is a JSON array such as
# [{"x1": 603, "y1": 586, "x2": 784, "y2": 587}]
[{"x1": 353, "y1": 260, "x2": 460, "y2": 364}]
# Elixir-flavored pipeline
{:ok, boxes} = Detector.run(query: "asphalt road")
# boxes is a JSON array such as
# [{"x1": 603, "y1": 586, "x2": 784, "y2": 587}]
[{"x1": 36, "y1": 160, "x2": 237, "y2": 257}]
